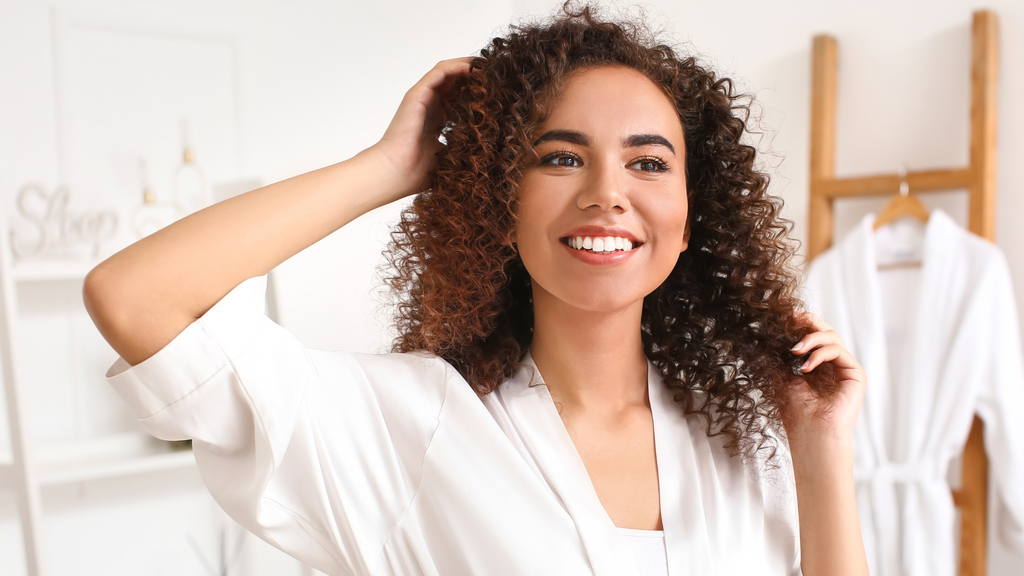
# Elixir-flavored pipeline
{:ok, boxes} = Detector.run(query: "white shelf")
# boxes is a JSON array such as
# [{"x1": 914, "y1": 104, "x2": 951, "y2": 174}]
[
  {"x1": 39, "y1": 448, "x2": 194, "y2": 486},
  {"x1": 0, "y1": 434, "x2": 197, "y2": 487},
  {"x1": 11, "y1": 259, "x2": 99, "y2": 282}
]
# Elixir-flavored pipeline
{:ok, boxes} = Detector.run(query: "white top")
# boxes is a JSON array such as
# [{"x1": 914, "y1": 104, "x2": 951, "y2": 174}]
[
  {"x1": 107, "y1": 275, "x2": 802, "y2": 576},
  {"x1": 805, "y1": 210, "x2": 1024, "y2": 576},
  {"x1": 619, "y1": 528, "x2": 668, "y2": 576}
]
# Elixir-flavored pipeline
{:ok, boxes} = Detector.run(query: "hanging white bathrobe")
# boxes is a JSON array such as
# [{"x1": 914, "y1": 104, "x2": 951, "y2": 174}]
[
  {"x1": 106, "y1": 274, "x2": 802, "y2": 576},
  {"x1": 804, "y1": 209, "x2": 1024, "y2": 576}
]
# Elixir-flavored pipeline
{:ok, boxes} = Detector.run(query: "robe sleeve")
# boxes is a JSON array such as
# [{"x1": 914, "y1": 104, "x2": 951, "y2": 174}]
[
  {"x1": 973, "y1": 254, "x2": 1024, "y2": 554},
  {"x1": 105, "y1": 275, "x2": 449, "y2": 575}
]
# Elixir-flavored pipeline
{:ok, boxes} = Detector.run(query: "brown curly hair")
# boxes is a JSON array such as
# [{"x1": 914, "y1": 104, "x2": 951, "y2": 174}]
[{"x1": 384, "y1": 3, "x2": 836, "y2": 461}]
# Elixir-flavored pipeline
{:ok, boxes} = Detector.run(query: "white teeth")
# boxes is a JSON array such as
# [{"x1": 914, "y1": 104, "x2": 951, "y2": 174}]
[{"x1": 566, "y1": 235, "x2": 638, "y2": 253}]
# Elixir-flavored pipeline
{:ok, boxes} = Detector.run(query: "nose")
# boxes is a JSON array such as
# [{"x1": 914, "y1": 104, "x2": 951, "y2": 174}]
[{"x1": 575, "y1": 159, "x2": 630, "y2": 212}]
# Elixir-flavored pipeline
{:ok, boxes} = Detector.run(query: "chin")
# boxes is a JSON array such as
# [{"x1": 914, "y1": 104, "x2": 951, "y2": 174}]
[
  {"x1": 526, "y1": 265, "x2": 665, "y2": 315},
  {"x1": 551, "y1": 289, "x2": 649, "y2": 316}
]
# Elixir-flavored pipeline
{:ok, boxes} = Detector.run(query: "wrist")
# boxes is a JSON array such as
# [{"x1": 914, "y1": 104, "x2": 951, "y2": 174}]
[
  {"x1": 788, "y1": 431, "x2": 854, "y2": 483},
  {"x1": 345, "y1": 147, "x2": 418, "y2": 212},
  {"x1": 787, "y1": 424, "x2": 851, "y2": 452},
  {"x1": 358, "y1": 143, "x2": 426, "y2": 204}
]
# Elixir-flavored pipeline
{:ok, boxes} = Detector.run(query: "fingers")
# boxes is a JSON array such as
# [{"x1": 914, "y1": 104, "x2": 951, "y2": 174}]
[
  {"x1": 791, "y1": 327, "x2": 844, "y2": 356},
  {"x1": 796, "y1": 342, "x2": 862, "y2": 373},
  {"x1": 413, "y1": 58, "x2": 474, "y2": 96},
  {"x1": 790, "y1": 311, "x2": 861, "y2": 374},
  {"x1": 399, "y1": 58, "x2": 474, "y2": 128},
  {"x1": 433, "y1": 57, "x2": 474, "y2": 79}
]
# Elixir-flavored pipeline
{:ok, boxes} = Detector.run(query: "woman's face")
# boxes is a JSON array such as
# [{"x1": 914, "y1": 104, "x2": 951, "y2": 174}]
[{"x1": 514, "y1": 65, "x2": 690, "y2": 314}]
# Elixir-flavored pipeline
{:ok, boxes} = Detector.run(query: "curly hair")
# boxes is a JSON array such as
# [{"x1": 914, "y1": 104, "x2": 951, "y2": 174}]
[{"x1": 384, "y1": 3, "x2": 837, "y2": 461}]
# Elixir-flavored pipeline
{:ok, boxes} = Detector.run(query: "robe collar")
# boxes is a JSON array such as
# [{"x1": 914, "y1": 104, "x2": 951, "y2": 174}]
[
  {"x1": 495, "y1": 352, "x2": 714, "y2": 575},
  {"x1": 838, "y1": 209, "x2": 963, "y2": 460}
]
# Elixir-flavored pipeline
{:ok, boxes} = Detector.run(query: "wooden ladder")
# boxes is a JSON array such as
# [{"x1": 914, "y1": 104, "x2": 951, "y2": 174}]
[{"x1": 807, "y1": 10, "x2": 998, "y2": 576}]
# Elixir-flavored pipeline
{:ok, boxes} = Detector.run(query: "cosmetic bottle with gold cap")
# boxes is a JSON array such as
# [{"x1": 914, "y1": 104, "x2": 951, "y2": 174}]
[
  {"x1": 131, "y1": 158, "x2": 180, "y2": 239},
  {"x1": 172, "y1": 119, "x2": 210, "y2": 215}
]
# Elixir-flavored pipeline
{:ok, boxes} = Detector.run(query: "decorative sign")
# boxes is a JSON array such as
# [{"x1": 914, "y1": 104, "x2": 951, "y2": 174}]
[{"x1": 11, "y1": 183, "x2": 118, "y2": 260}]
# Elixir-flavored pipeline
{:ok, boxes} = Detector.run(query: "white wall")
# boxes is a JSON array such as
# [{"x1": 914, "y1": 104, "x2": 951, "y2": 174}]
[
  {"x1": 1, "y1": 0, "x2": 1022, "y2": 574},
  {"x1": 0, "y1": 0, "x2": 516, "y2": 574}
]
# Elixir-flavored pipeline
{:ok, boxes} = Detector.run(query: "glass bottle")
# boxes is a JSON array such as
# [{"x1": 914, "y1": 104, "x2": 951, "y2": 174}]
[
  {"x1": 132, "y1": 159, "x2": 180, "y2": 239},
  {"x1": 172, "y1": 119, "x2": 210, "y2": 215}
]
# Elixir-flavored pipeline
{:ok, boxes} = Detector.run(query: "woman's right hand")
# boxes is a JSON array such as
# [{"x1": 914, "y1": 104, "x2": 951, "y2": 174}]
[
  {"x1": 85, "y1": 58, "x2": 473, "y2": 366},
  {"x1": 363, "y1": 57, "x2": 474, "y2": 205}
]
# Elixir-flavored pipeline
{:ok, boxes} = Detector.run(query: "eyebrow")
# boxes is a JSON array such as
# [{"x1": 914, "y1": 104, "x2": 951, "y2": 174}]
[
  {"x1": 532, "y1": 129, "x2": 676, "y2": 155},
  {"x1": 532, "y1": 129, "x2": 590, "y2": 147},
  {"x1": 623, "y1": 133, "x2": 675, "y2": 155}
]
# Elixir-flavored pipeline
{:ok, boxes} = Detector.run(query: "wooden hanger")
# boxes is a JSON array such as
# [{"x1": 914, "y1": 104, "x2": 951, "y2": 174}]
[
  {"x1": 873, "y1": 168, "x2": 930, "y2": 231},
  {"x1": 874, "y1": 168, "x2": 929, "y2": 270}
]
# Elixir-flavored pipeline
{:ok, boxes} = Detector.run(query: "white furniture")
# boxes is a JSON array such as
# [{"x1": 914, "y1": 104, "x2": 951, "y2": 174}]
[{"x1": 0, "y1": 222, "x2": 197, "y2": 576}]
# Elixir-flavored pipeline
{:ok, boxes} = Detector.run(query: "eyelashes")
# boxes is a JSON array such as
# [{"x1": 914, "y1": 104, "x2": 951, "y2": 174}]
[
  {"x1": 537, "y1": 150, "x2": 671, "y2": 172},
  {"x1": 630, "y1": 156, "x2": 669, "y2": 172},
  {"x1": 539, "y1": 149, "x2": 583, "y2": 168}
]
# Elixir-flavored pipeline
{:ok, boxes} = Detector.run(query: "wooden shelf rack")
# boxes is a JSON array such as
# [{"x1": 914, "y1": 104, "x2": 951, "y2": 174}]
[{"x1": 807, "y1": 10, "x2": 999, "y2": 576}]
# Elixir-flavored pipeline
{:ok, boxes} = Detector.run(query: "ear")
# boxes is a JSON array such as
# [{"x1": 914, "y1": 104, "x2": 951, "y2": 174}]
[{"x1": 680, "y1": 220, "x2": 691, "y2": 253}]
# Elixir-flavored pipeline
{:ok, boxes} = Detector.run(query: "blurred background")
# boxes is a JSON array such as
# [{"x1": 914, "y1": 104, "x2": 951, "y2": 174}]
[{"x1": 1, "y1": 0, "x2": 1022, "y2": 574}]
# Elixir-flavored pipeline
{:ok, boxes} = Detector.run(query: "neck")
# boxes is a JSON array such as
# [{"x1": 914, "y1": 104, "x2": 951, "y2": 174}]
[{"x1": 529, "y1": 285, "x2": 649, "y2": 414}]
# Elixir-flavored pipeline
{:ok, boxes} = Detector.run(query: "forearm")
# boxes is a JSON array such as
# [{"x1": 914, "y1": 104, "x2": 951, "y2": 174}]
[
  {"x1": 790, "y1": 432, "x2": 868, "y2": 576},
  {"x1": 84, "y1": 148, "x2": 397, "y2": 365}
]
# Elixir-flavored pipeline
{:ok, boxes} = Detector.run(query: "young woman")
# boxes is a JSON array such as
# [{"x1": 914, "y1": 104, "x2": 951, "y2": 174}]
[{"x1": 85, "y1": 6, "x2": 868, "y2": 576}]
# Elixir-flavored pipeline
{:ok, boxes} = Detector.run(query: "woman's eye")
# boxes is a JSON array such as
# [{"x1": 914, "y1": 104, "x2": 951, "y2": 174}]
[
  {"x1": 541, "y1": 153, "x2": 582, "y2": 168},
  {"x1": 631, "y1": 158, "x2": 668, "y2": 172}
]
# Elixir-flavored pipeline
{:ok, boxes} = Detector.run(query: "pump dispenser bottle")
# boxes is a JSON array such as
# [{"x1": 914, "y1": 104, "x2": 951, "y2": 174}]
[
  {"x1": 172, "y1": 119, "x2": 210, "y2": 215},
  {"x1": 131, "y1": 159, "x2": 180, "y2": 239}
]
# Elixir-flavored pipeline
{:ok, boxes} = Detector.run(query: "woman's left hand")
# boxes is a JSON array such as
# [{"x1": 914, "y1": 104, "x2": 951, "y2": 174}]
[
  {"x1": 786, "y1": 313, "x2": 870, "y2": 576},
  {"x1": 784, "y1": 312, "x2": 867, "y2": 448}
]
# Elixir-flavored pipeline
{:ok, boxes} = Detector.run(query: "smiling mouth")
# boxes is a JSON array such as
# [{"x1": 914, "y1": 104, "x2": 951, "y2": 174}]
[{"x1": 560, "y1": 235, "x2": 643, "y2": 253}]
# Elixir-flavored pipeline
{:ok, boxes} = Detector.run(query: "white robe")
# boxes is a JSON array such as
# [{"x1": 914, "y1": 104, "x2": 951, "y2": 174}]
[
  {"x1": 106, "y1": 275, "x2": 802, "y2": 576},
  {"x1": 804, "y1": 209, "x2": 1024, "y2": 576}
]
